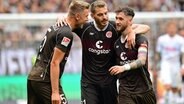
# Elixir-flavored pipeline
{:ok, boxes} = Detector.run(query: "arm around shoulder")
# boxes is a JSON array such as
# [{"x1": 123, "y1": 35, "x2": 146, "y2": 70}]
[{"x1": 132, "y1": 24, "x2": 150, "y2": 34}]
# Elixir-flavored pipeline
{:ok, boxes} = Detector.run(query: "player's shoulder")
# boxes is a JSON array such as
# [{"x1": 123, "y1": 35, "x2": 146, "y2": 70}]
[
  {"x1": 136, "y1": 34, "x2": 148, "y2": 42},
  {"x1": 175, "y1": 34, "x2": 184, "y2": 42},
  {"x1": 47, "y1": 24, "x2": 59, "y2": 32},
  {"x1": 78, "y1": 21, "x2": 92, "y2": 30},
  {"x1": 109, "y1": 20, "x2": 115, "y2": 25},
  {"x1": 136, "y1": 34, "x2": 147, "y2": 39},
  {"x1": 56, "y1": 25, "x2": 73, "y2": 38},
  {"x1": 158, "y1": 34, "x2": 167, "y2": 39},
  {"x1": 176, "y1": 34, "x2": 184, "y2": 39},
  {"x1": 109, "y1": 21, "x2": 116, "y2": 27},
  {"x1": 114, "y1": 37, "x2": 121, "y2": 44},
  {"x1": 58, "y1": 25, "x2": 71, "y2": 32}
]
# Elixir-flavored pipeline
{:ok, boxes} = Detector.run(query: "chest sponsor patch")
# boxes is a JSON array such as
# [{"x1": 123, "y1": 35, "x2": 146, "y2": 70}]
[{"x1": 61, "y1": 37, "x2": 71, "y2": 47}]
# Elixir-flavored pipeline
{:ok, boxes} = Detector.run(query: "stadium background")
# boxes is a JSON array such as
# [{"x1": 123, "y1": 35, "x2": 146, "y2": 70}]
[{"x1": 0, "y1": 0, "x2": 184, "y2": 104}]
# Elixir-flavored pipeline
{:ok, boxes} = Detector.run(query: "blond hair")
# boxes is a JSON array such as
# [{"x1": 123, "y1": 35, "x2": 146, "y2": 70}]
[{"x1": 68, "y1": 0, "x2": 90, "y2": 16}]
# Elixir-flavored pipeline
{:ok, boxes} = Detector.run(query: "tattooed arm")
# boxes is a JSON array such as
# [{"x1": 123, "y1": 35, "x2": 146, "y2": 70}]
[
  {"x1": 128, "y1": 45, "x2": 147, "y2": 70},
  {"x1": 109, "y1": 44, "x2": 148, "y2": 75},
  {"x1": 132, "y1": 24, "x2": 150, "y2": 34}
]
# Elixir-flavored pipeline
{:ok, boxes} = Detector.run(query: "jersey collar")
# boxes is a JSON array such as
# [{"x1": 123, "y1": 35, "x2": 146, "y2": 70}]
[
  {"x1": 93, "y1": 21, "x2": 109, "y2": 31},
  {"x1": 120, "y1": 35, "x2": 128, "y2": 43}
]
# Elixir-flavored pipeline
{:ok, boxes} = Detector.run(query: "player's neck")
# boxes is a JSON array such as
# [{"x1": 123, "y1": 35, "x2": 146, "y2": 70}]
[
  {"x1": 120, "y1": 26, "x2": 129, "y2": 41},
  {"x1": 66, "y1": 17, "x2": 75, "y2": 30},
  {"x1": 94, "y1": 21, "x2": 108, "y2": 31},
  {"x1": 168, "y1": 33, "x2": 176, "y2": 37},
  {"x1": 122, "y1": 26, "x2": 130, "y2": 37}
]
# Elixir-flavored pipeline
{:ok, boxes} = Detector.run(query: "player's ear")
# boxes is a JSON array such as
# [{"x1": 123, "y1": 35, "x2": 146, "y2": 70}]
[
  {"x1": 129, "y1": 20, "x2": 133, "y2": 26},
  {"x1": 128, "y1": 16, "x2": 133, "y2": 25},
  {"x1": 75, "y1": 13, "x2": 80, "y2": 20},
  {"x1": 128, "y1": 17, "x2": 133, "y2": 26}
]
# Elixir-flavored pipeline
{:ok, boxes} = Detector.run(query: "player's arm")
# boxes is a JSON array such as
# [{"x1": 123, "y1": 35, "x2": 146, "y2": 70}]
[
  {"x1": 109, "y1": 43, "x2": 148, "y2": 75},
  {"x1": 50, "y1": 47, "x2": 65, "y2": 104},
  {"x1": 127, "y1": 24, "x2": 150, "y2": 49},
  {"x1": 55, "y1": 16, "x2": 84, "y2": 36},
  {"x1": 56, "y1": 15, "x2": 67, "y2": 27},
  {"x1": 128, "y1": 44, "x2": 147, "y2": 69},
  {"x1": 132, "y1": 24, "x2": 150, "y2": 34}
]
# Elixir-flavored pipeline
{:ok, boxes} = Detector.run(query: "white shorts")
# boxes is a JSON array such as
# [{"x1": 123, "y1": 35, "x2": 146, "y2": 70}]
[{"x1": 159, "y1": 61, "x2": 182, "y2": 88}]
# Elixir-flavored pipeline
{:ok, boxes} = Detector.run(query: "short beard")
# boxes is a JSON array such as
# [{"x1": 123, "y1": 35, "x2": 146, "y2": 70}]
[{"x1": 120, "y1": 26, "x2": 126, "y2": 32}]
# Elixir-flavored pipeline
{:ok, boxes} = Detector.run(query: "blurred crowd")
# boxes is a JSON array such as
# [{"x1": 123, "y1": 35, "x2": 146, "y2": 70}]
[{"x1": 0, "y1": 0, "x2": 184, "y2": 13}]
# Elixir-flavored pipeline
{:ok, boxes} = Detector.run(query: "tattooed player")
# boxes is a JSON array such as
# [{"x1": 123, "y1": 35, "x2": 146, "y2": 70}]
[{"x1": 109, "y1": 7, "x2": 156, "y2": 104}]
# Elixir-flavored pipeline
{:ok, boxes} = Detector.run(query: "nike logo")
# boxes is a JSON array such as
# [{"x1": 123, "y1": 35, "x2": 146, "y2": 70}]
[
  {"x1": 89, "y1": 32, "x2": 94, "y2": 35},
  {"x1": 116, "y1": 45, "x2": 119, "y2": 48}
]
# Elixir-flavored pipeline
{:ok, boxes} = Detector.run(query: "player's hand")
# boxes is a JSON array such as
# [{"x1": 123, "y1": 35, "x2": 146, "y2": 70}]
[
  {"x1": 109, "y1": 65, "x2": 124, "y2": 75},
  {"x1": 56, "y1": 16, "x2": 68, "y2": 27},
  {"x1": 51, "y1": 93, "x2": 61, "y2": 104},
  {"x1": 127, "y1": 31, "x2": 135, "y2": 49}
]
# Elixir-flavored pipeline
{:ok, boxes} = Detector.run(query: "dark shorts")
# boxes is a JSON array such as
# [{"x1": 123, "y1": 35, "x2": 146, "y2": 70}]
[
  {"x1": 119, "y1": 90, "x2": 156, "y2": 104},
  {"x1": 81, "y1": 81, "x2": 118, "y2": 104},
  {"x1": 27, "y1": 80, "x2": 67, "y2": 104}
]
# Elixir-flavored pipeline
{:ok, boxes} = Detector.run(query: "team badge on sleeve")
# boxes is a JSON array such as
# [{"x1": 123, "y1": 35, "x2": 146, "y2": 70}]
[{"x1": 61, "y1": 37, "x2": 71, "y2": 47}]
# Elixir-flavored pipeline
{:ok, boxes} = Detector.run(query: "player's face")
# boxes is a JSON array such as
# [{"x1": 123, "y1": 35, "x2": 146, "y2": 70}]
[
  {"x1": 91, "y1": 6, "x2": 109, "y2": 29},
  {"x1": 166, "y1": 23, "x2": 177, "y2": 36},
  {"x1": 77, "y1": 9, "x2": 89, "y2": 27},
  {"x1": 115, "y1": 12, "x2": 129, "y2": 32}
]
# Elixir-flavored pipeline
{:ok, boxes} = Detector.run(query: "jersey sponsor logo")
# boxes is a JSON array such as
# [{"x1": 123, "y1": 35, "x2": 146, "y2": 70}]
[
  {"x1": 88, "y1": 40, "x2": 111, "y2": 55},
  {"x1": 120, "y1": 60, "x2": 132, "y2": 65},
  {"x1": 165, "y1": 47, "x2": 177, "y2": 51},
  {"x1": 96, "y1": 40, "x2": 103, "y2": 49},
  {"x1": 120, "y1": 52, "x2": 127, "y2": 61},
  {"x1": 61, "y1": 37, "x2": 71, "y2": 47},
  {"x1": 106, "y1": 31, "x2": 112, "y2": 38},
  {"x1": 88, "y1": 48, "x2": 110, "y2": 55}
]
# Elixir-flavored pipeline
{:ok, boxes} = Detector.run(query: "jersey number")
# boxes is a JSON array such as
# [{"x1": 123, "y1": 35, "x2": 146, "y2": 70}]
[
  {"x1": 60, "y1": 94, "x2": 67, "y2": 104},
  {"x1": 39, "y1": 36, "x2": 47, "y2": 52}
]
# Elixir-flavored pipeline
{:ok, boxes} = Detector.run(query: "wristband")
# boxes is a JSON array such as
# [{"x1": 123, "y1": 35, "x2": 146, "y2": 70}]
[{"x1": 123, "y1": 64, "x2": 131, "y2": 70}]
